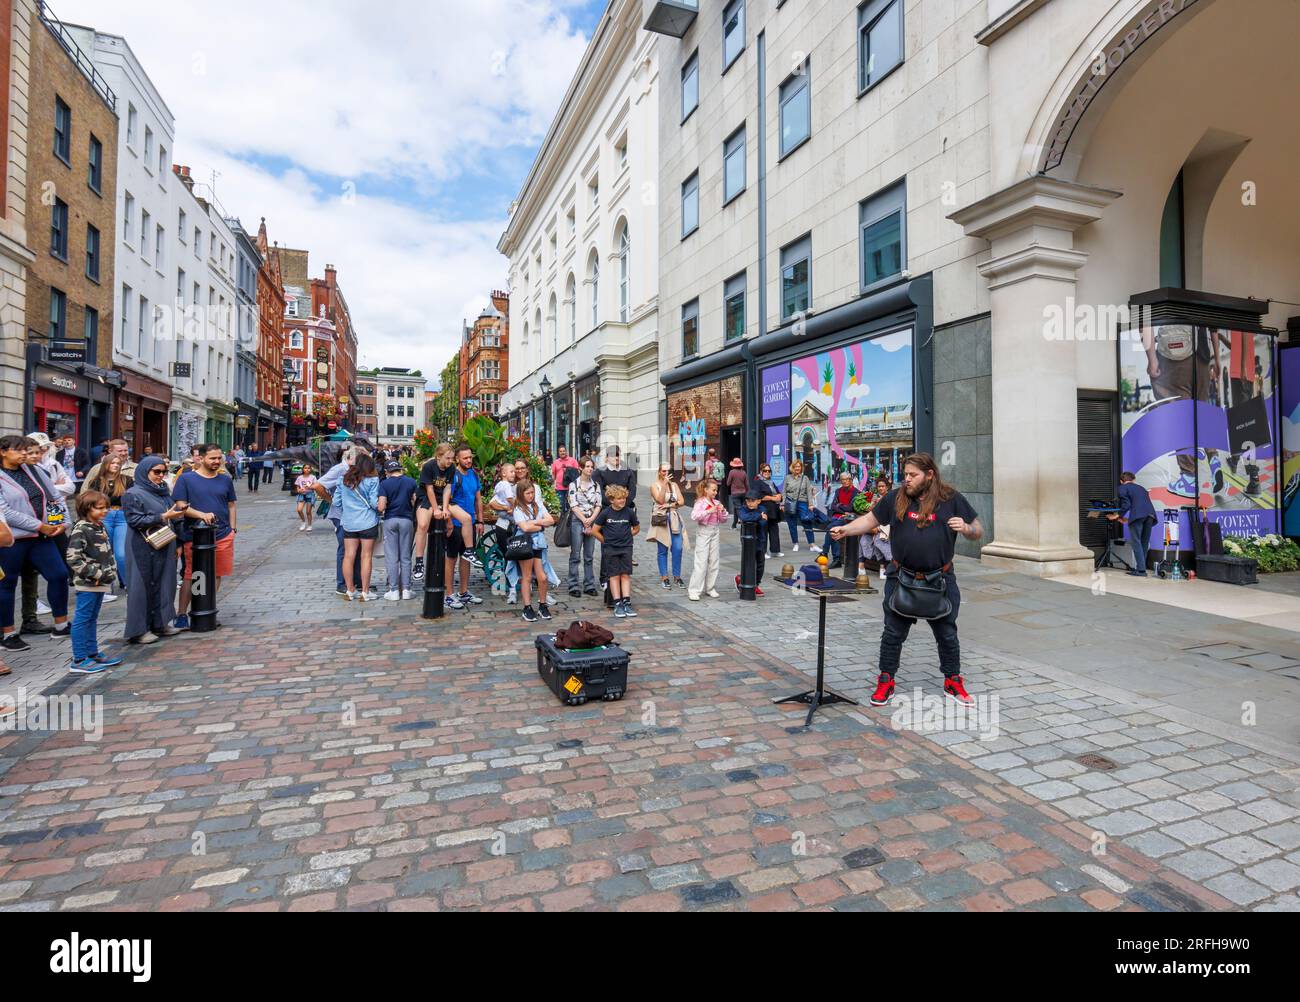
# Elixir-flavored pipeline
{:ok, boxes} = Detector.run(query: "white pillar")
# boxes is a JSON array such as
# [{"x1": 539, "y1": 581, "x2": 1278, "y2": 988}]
[{"x1": 951, "y1": 176, "x2": 1121, "y2": 577}]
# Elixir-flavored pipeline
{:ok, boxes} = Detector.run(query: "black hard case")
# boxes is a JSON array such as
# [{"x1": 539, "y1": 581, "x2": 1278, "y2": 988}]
[{"x1": 535, "y1": 634, "x2": 629, "y2": 705}]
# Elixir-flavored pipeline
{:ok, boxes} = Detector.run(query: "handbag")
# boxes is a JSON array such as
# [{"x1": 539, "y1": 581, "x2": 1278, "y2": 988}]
[
  {"x1": 504, "y1": 528, "x2": 537, "y2": 561},
  {"x1": 553, "y1": 508, "x2": 572, "y2": 548},
  {"x1": 650, "y1": 511, "x2": 669, "y2": 527},
  {"x1": 888, "y1": 561, "x2": 952, "y2": 620},
  {"x1": 143, "y1": 523, "x2": 177, "y2": 551}
]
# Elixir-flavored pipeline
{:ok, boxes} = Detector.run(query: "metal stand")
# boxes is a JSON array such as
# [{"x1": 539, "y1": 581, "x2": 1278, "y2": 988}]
[
  {"x1": 421, "y1": 517, "x2": 446, "y2": 619},
  {"x1": 772, "y1": 580, "x2": 860, "y2": 726},
  {"x1": 1095, "y1": 522, "x2": 1134, "y2": 572},
  {"x1": 190, "y1": 524, "x2": 218, "y2": 633},
  {"x1": 739, "y1": 518, "x2": 758, "y2": 601}
]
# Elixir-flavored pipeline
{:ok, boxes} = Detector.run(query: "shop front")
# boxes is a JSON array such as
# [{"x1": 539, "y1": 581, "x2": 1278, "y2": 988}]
[
  {"x1": 114, "y1": 370, "x2": 172, "y2": 458},
  {"x1": 259, "y1": 404, "x2": 288, "y2": 450},
  {"x1": 575, "y1": 372, "x2": 600, "y2": 458},
  {"x1": 206, "y1": 400, "x2": 237, "y2": 453},
  {"x1": 236, "y1": 400, "x2": 259, "y2": 449},
  {"x1": 661, "y1": 278, "x2": 932, "y2": 501},
  {"x1": 23, "y1": 343, "x2": 119, "y2": 450}
]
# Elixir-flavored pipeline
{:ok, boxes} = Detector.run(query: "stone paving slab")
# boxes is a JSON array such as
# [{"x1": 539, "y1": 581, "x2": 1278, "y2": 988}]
[{"x1": 0, "y1": 488, "x2": 1236, "y2": 913}]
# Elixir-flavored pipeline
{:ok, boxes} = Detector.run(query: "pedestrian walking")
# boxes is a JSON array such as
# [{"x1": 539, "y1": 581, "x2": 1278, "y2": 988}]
[
  {"x1": 378, "y1": 461, "x2": 418, "y2": 600},
  {"x1": 831, "y1": 453, "x2": 981, "y2": 708},
  {"x1": 64, "y1": 490, "x2": 124, "y2": 673},
  {"x1": 122, "y1": 457, "x2": 189, "y2": 645},
  {"x1": 687, "y1": 477, "x2": 726, "y2": 601},
  {"x1": 246, "y1": 447, "x2": 263, "y2": 493},
  {"x1": 295, "y1": 464, "x2": 317, "y2": 531},
  {"x1": 648, "y1": 463, "x2": 689, "y2": 590},
  {"x1": 565, "y1": 458, "x2": 600, "y2": 597}
]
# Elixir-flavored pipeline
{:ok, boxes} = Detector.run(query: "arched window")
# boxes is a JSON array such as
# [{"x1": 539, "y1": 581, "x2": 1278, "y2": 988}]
[
  {"x1": 616, "y1": 222, "x2": 630, "y2": 322},
  {"x1": 547, "y1": 293, "x2": 558, "y2": 359},
  {"x1": 534, "y1": 309, "x2": 543, "y2": 369},
  {"x1": 588, "y1": 251, "x2": 600, "y2": 330},
  {"x1": 565, "y1": 273, "x2": 577, "y2": 344}
]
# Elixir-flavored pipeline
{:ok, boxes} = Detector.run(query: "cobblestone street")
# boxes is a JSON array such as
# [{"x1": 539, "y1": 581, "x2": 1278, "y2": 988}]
[{"x1": 3, "y1": 483, "x2": 1297, "y2": 912}]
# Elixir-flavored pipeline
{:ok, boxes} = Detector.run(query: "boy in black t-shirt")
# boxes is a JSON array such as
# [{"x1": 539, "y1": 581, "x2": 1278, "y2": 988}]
[
  {"x1": 592, "y1": 484, "x2": 639, "y2": 618},
  {"x1": 831, "y1": 453, "x2": 982, "y2": 709},
  {"x1": 412, "y1": 444, "x2": 455, "y2": 585},
  {"x1": 732, "y1": 486, "x2": 767, "y2": 596}
]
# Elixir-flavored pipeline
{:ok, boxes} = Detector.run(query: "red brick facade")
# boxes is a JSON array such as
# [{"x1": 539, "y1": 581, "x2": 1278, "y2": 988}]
[{"x1": 459, "y1": 290, "x2": 509, "y2": 424}]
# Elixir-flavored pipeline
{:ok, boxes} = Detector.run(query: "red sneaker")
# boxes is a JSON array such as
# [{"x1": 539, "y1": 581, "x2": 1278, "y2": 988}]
[
  {"x1": 755, "y1": 585, "x2": 764, "y2": 596},
  {"x1": 734, "y1": 574, "x2": 741, "y2": 594},
  {"x1": 944, "y1": 675, "x2": 975, "y2": 706},
  {"x1": 869, "y1": 673, "x2": 895, "y2": 706}
]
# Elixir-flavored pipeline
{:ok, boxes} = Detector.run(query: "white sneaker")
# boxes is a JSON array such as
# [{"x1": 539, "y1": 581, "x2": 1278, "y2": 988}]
[
  {"x1": 401, "y1": 589, "x2": 414, "y2": 600},
  {"x1": 345, "y1": 591, "x2": 356, "y2": 601},
  {"x1": 306, "y1": 525, "x2": 313, "y2": 532},
  {"x1": 810, "y1": 545, "x2": 822, "y2": 554},
  {"x1": 37, "y1": 600, "x2": 52, "y2": 615},
  {"x1": 384, "y1": 590, "x2": 400, "y2": 601},
  {"x1": 358, "y1": 592, "x2": 373, "y2": 602},
  {"x1": 707, "y1": 589, "x2": 720, "y2": 598},
  {"x1": 774, "y1": 551, "x2": 784, "y2": 557},
  {"x1": 689, "y1": 594, "x2": 701, "y2": 601},
  {"x1": 763, "y1": 552, "x2": 772, "y2": 559},
  {"x1": 508, "y1": 589, "x2": 517, "y2": 604},
  {"x1": 298, "y1": 524, "x2": 306, "y2": 532},
  {"x1": 793, "y1": 544, "x2": 800, "y2": 552},
  {"x1": 102, "y1": 594, "x2": 119, "y2": 604}
]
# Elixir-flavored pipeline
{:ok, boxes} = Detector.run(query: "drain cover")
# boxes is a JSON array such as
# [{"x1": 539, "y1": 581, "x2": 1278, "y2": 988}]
[{"x1": 1075, "y1": 753, "x2": 1119, "y2": 771}]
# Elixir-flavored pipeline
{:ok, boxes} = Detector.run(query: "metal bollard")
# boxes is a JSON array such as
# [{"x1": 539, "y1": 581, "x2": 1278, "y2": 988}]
[
  {"x1": 190, "y1": 523, "x2": 218, "y2": 632},
  {"x1": 421, "y1": 517, "x2": 446, "y2": 619},
  {"x1": 739, "y1": 517, "x2": 758, "y2": 601}
]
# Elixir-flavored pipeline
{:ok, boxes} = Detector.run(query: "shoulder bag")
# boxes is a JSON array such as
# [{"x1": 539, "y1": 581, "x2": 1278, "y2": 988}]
[
  {"x1": 143, "y1": 523, "x2": 177, "y2": 551},
  {"x1": 888, "y1": 561, "x2": 953, "y2": 620},
  {"x1": 553, "y1": 508, "x2": 572, "y2": 548},
  {"x1": 504, "y1": 527, "x2": 537, "y2": 561}
]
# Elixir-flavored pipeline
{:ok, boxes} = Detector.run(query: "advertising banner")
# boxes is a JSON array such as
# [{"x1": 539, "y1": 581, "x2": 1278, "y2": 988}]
[
  {"x1": 1120, "y1": 325, "x2": 1279, "y2": 548},
  {"x1": 1281, "y1": 347, "x2": 1300, "y2": 538}
]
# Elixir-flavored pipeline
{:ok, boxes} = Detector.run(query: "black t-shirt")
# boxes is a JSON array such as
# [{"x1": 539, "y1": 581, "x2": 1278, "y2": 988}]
[
  {"x1": 594, "y1": 505, "x2": 638, "y2": 551},
  {"x1": 417, "y1": 459, "x2": 454, "y2": 509},
  {"x1": 871, "y1": 488, "x2": 977, "y2": 573}
]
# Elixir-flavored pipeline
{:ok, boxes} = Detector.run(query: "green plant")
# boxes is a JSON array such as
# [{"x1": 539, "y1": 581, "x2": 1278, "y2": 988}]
[{"x1": 1222, "y1": 533, "x2": 1300, "y2": 573}]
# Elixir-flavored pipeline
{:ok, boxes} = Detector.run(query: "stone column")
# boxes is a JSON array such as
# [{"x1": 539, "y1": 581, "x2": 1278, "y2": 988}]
[{"x1": 950, "y1": 176, "x2": 1121, "y2": 577}]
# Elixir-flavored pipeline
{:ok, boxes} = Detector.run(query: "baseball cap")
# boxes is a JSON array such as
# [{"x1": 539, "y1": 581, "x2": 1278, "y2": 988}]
[{"x1": 385, "y1": 461, "x2": 402, "y2": 473}]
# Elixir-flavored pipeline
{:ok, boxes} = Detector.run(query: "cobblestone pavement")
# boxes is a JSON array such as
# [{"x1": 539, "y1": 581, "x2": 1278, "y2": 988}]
[{"x1": 0, "y1": 483, "x2": 1293, "y2": 911}]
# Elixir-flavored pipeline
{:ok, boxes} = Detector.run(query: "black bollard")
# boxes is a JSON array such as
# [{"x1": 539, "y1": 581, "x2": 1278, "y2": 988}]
[
  {"x1": 281, "y1": 465, "x2": 294, "y2": 492},
  {"x1": 190, "y1": 524, "x2": 218, "y2": 632},
  {"x1": 421, "y1": 517, "x2": 446, "y2": 619},
  {"x1": 739, "y1": 517, "x2": 758, "y2": 601}
]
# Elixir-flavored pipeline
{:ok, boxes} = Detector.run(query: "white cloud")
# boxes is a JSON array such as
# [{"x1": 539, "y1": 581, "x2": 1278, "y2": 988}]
[{"x1": 51, "y1": 0, "x2": 598, "y2": 386}]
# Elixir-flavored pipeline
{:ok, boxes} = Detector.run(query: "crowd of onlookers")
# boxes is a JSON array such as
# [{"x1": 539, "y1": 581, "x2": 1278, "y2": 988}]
[{"x1": 309, "y1": 439, "x2": 898, "y2": 622}]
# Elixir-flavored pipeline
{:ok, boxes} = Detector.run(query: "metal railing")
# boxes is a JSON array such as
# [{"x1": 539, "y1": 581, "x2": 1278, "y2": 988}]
[{"x1": 37, "y1": 1, "x2": 117, "y2": 113}]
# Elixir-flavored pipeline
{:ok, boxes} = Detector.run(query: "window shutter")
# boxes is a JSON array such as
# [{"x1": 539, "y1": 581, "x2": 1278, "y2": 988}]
[{"x1": 1077, "y1": 391, "x2": 1117, "y2": 548}]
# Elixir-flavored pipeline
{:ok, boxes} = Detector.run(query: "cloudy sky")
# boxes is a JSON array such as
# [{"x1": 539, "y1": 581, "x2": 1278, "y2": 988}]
[{"x1": 54, "y1": 0, "x2": 609, "y2": 388}]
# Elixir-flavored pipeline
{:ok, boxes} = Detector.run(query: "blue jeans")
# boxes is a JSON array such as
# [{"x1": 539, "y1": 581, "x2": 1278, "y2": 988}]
[
  {"x1": 72, "y1": 591, "x2": 104, "y2": 660},
  {"x1": 656, "y1": 531, "x2": 683, "y2": 578},
  {"x1": 104, "y1": 507, "x2": 128, "y2": 587},
  {"x1": 787, "y1": 501, "x2": 815, "y2": 546},
  {"x1": 558, "y1": 491, "x2": 570, "y2": 517},
  {"x1": 0, "y1": 536, "x2": 70, "y2": 630},
  {"x1": 879, "y1": 574, "x2": 962, "y2": 678},
  {"x1": 333, "y1": 519, "x2": 346, "y2": 590},
  {"x1": 1128, "y1": 516, "x2": 1154, "y2": 574}
]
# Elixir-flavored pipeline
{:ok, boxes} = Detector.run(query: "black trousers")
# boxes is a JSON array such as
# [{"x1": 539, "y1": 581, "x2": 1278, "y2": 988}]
[
  {"x1": 247, "y1": 468, "x2": 261, "y2": 491},
  {"x1": 878, "y1": 574, "x2": 962, "y2": 678}
]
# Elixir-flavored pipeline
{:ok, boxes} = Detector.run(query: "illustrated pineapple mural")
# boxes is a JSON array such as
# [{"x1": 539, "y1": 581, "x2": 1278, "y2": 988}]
[
  {"x1": 821, "y1": 360, "x2": 834, "y2": 396},
  {"x1": 847, "y1": 359, "x2": 858, "y2": 386}
]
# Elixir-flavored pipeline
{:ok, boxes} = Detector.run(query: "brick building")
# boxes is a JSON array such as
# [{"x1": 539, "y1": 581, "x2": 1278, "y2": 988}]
[
  {"x1": 280, "y1": 249, "x2": 359, "y2": 443},
  {"x1": 23, "y1": 1, "x2": 119, "y2": 447},
  {"x1": 254, "y1": 218, "x2": 286, "y2": 448},
  {"x1": 355, "y1": 374, "x2": 376, "y2": 439},
  {"x1": 459, "y1": 289, "x2": 508, "y2": 424}
]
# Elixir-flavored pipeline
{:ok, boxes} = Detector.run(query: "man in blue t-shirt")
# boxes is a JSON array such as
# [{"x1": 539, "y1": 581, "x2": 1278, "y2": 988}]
[
  {"x1": 172, "y1": 444, "x2": 238, "y2": 628},
  {"x1": 440, "y1": 444, "x2": 484, "y2": 607}
]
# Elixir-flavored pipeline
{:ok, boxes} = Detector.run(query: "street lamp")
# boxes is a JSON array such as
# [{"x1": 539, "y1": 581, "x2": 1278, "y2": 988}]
[{"x1": 539, "y1": 374, "x2": 552, "y2": 396}]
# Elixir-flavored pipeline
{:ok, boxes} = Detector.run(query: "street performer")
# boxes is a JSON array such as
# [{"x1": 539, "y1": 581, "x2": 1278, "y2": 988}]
[{"x1": 830, "y1": 452, "x2": 981, "y2": 708}]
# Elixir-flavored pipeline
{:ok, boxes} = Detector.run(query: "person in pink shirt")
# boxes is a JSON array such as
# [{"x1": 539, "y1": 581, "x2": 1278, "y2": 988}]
[
  {"x1": 687, "y1": 478, "x2": 727, "y2": 601},
  {"x1": 550, "y1": 446, "x2": 579, "y2": 517}
]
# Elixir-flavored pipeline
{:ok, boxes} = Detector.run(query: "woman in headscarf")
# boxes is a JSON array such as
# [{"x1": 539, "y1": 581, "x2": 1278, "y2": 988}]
[{"x1": 122, "y1": 456, "x2": 191, "y2": 644}]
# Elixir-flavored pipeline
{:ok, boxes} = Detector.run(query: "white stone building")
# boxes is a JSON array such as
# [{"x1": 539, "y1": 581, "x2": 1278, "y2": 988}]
[
  {"x1": 648, "y1": 0, "x2": 1300, "y2": 575},
  {"x1": 499, "y1": 0, "x2": 660, "y2": 470},
  {"x1": 367, "y1": 366, "x2": 426, "y2": 448}
]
